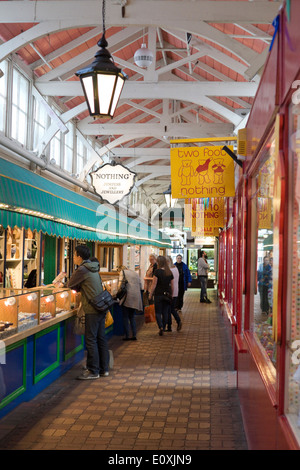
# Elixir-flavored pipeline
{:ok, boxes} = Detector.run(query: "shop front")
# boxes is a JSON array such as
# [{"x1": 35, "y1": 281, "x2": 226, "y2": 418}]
[{"x1": 218, "y1": 1, "x2": 300, "y2": 450}]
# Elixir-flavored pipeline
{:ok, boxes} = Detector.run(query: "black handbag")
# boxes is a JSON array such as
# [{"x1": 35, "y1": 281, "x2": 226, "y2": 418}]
[
  {"x1": 89, "y1": 288, "x2": 115, "y2": 313},
  {"x1": 163, "y1": 291, "x2": 172, "y2": 303},
  {"x1": 115, "y1": 270, "x2": 128, "y2": 302}
]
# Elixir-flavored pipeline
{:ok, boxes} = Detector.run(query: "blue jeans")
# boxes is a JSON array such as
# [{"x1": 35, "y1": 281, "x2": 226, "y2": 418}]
[
  {"x1": 199, "y1": 276, "x2": 208, "y2": 301},
  {"x1": 154, "y1": 295, "x2": 169, "y2": 329},
  {"x1": 85, "y1": 313, "x2": 109, "y2": 375},
  {"x1": 122, "y1": 306, "x2": 137, "y2": 338}
]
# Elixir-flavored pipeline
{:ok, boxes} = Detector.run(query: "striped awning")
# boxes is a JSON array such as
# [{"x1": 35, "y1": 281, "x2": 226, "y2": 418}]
[{"x1": 0, "y1": 157, "x2": 171, "y2": 248}]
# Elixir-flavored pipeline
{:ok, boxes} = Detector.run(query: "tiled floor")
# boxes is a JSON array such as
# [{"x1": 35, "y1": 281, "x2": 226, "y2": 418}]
[{"x1": 0, "y1": 289, "x2": 248, "y2": 450}]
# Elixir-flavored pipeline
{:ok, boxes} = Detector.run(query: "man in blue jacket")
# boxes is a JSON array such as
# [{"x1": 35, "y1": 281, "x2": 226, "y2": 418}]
[{"x1": 174, "y1": 254, "x2": 192, "y2": 313}]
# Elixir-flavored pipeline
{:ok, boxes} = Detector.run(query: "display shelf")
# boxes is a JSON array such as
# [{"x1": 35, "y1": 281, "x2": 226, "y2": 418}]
[
  {"x1": 0, "y1": 287, "x2": 80, "y2": 341},
  {"x1": 0, "y1": 226, "x2": 40, "y2": 289}
]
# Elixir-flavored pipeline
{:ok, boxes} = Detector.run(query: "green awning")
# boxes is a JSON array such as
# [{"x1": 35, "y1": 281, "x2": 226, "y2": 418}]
[{"x1": 0, "y1": 157, "x2": 171, "y2": 248}]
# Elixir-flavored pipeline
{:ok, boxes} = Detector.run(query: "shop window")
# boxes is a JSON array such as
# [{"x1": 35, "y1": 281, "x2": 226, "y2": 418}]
[
  {"x1": 11, "y1": 68, "x2": 29, "y2": 146},
  {"x1": 0, "y1": 60, "x2": 8, "y2": 133},
  {"x1": 285, "y1": 103, "x2": 300, "y2": 437},
  {"x1": 253, "y1": 140, "x2": 277, "y2": 367}
]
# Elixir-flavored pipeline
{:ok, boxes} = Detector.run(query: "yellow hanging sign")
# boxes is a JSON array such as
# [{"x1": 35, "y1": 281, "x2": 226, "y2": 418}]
[
  {"x1": 185, "y1": 198, "x2": 224, "y2": 230},
  {"x1": 170, "y1": 145, "x2": 235, "y2": 198}
]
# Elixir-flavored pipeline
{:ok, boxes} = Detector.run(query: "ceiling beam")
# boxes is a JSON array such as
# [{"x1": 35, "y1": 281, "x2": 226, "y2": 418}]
[
  {"x1": 35, "y1": 26, "x2": 142, "y2": 82},
  {"x1": 30, "y1": 26, "x2": 102, "y2": 70},
  {"x1": 0, "y1": 1, "x2": 280, "y2": 25},
  {"x1": 77, "y1": 121, "x2": 234, "y2": 137},
  {"x1": 36, "y1": 80, "x2": 257, "y2": 99}
]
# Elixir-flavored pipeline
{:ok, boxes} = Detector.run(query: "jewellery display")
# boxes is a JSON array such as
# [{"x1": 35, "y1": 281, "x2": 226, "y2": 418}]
[{"x1": 0, "y1": 287, "x2": 80, "y2": 340}]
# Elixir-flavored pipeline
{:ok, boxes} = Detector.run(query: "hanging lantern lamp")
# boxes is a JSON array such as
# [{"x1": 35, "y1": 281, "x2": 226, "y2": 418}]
[{"x1": 76, "y1": 0, "x2": 127, "y2": 119}]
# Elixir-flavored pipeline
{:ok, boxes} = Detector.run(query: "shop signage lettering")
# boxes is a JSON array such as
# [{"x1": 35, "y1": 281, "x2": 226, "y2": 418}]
[
  {"x1": 94, "y1": 173, "x2": 130, "y2": 180},
  {"x1": 91, "y1": 163, "x2": 136, "y2": 205},
  {"x1": 185, "y1": 198, "x2": 224, "y2": 230},
  {"x1": 191, "y1": 226, "x2": 219, "y2": 237},
  {"x1": 170, "y1": 145, "x2": 235, "y2": 199}
]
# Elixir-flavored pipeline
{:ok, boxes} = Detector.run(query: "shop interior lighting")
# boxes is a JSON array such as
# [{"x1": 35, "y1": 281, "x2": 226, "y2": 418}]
[
  {"x1": 4, "y1": 297, "x2": 16, "y2": 307},
  {"x1": 27, "y1": 293, "x2": 37, "y2": 301}
]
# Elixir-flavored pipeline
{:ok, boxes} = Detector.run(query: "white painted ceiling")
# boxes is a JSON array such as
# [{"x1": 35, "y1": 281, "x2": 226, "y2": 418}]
[{"x1": 0, "y1": 0, "x2": 282, "y2": 205}]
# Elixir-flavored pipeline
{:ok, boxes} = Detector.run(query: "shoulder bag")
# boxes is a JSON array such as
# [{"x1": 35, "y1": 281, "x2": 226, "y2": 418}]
[
  {"x1": 88, "y1": 273, "x2": 115, "y2": 313},
  {"x1": 115, "y1": 270, "x2": 128, "y2": 303},
  {"x1": 89, "y1": 287, "x2": 115, "y2": 313}
]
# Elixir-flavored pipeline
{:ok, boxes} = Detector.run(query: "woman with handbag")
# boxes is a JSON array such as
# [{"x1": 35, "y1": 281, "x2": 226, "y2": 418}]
[
  {"x1": 148, "y1": 255, "x2": 174, "y2": 336},
  {"x1": 68, "y1": 245, "x2": 109, "y2": 380},
  {"x1": 118, "y1": 266, "x2": 143, "y2": 340}
]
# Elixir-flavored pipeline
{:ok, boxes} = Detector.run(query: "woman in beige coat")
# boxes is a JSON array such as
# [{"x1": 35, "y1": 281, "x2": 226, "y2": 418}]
[{"x1": 118, "y1": 267, "x2": 143, "y2": 340}]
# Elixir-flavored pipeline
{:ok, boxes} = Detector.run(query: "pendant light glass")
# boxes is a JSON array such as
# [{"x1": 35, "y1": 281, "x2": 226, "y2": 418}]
[
  {"x1": 134, "y1": 43, "x2": 153, "y2": 68},
  {"x1": 76, "y1": 1, "x2": 127, "y2": 119}
]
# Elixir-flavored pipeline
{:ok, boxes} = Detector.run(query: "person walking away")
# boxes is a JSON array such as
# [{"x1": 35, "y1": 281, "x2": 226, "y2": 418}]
[
  {"x1": 118, "y1": 266, "x2": 143, "y2": 340},
  {"x1": 166, "y1": 256, "x2": 182, "y2": 331},
  {"x1": 68, "y1": 245, "x2": 109, "y2": 380},
  {"x1": 197, "y1": 250, "x2": 211, "y2": 303},
  {"x1": 148, "y1": 255, "x2": 174, "y2": 336},
  {"x1": 174, "y1": 254, "x2": 192, "y2": 314}
]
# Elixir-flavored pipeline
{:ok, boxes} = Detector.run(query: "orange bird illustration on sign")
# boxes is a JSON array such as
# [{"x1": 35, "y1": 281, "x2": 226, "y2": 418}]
[{"x1": 195, "y1": 157, "x2": 213, "y2": 184}]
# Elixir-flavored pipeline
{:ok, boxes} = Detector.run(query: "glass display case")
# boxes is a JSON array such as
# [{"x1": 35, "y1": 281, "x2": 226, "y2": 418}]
[
  {"x1": 0, "y1": 291, "x2": 19, "y2": 338},
  {"x1": 18, "y1": 290, "x2": 39, "y2": 332},
  {"x1": 0, "y1": 286, "x2": 80, "y2": 340},
  {"x1": 101, "y1": 275, "x2": 119, "y2": 298}
]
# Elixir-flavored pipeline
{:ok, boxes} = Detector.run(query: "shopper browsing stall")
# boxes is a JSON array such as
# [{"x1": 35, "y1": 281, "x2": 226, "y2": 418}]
[
  {"x1": 68, "y1": 244, "x2": 109, "y2": 380},
  {"x1": 118, "y1": 266, "x2": 143, "y2": 341}
]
